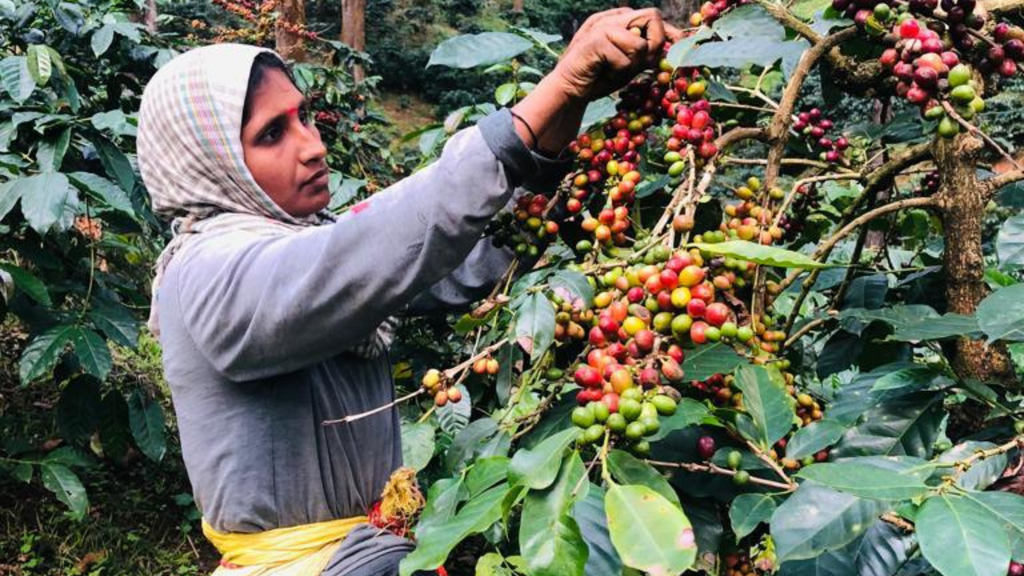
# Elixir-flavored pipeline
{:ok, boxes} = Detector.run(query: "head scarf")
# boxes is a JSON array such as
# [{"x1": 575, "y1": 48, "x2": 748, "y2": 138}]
[{"x1": 137, "y1": 44, "x2": 393, "y2": 358}]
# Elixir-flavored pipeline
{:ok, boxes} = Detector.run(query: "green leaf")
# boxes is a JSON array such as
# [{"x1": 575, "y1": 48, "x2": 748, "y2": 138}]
[
  {"x1": 648, "y1": 398, "x2": 713, "y2": 441},
  {"x1": 665, "y1": 28, "x2": 714, "y2": 68},
  {"x1": 400, "y1": 421, "x2": 435, "y2": 472},
  {"x1": 580, "y1": 97, "x2": 617, "y2": 132},
  {"x1": 917, "y1": 494, "x2": 1010, "y2": 576},
  {"x1": 771, "y1": 483, "x2": 886, "y2": 562},
  {"x1": 680, "y1": 342, "x2": 746, "y2": 381},
  {"x1": 0, "y1": 263, "x2": 51, "y2": 306},
  {"x1": 328, "y1": 175, "x2": 365, "y2": 210},
  {"x1": 0, "y1": 56, "x2": 36, "y2": 102},
  {"x1": 19, "y1": 324, "x2": 76, "y2": 385},
  {"x1": 786, "y1": 419, "x2": 846, "y2": 460},
  {"x1": 495, "y1": 343, "x2": 519, "y2": 404},
  {"x1": 399, "y1": 484, "x2": 510, "y2": 576},
  {"x1": 937, "y1": 441, "x2": 1007, "y2": 490},
  {"x1": 678, "y1": 37, "x2": 810, "y2": 79},
  {"x1": 98, "y1": 392, "x2": 132, "y2": 462},
  {"x1": 128, "y1": 388, "x2": 166, "y2": 462},
  {"x1": 91, "y1": 24, "x2": 115, "y2": 57},
  {"x1": 978, "y1": 284, "x2": 1024, "y2": 341},
  {"x1": 573, "y1": 484, "x2": 623, "y2": 576},
  {"x1": 549, "y1": 270, "x2": 594, "y2": 309},
  {"x1": 827, "y1": 362, "x2": 936, "y2": 426},
  {"x1": 11, "y1": 462, "x2": 32, "y2": 483},
  {"x1": 515, "y1": 292, "x2": 555, "y2": 362},
  {"x1": 427, "y1": 32, "x2": 534, "y2": 69},
  {"x1": 998, "y1": 214, "x2": 1024, "y2": 268},
  {"x1": 91, "y1": 135, "x2": 135, "y2": 193},
  {"x1": 606, "y1": 450, "x2": 681, "y2": 508},
  {"x1": 437, "y1": 384, "x2": 471, "y2": 436},
  {"x1": 890, "y1": 313, "x2": 981, "y2": 341},
  {"x1": 0, "y1": 180, "x2": 21, "y2": 221},
  {"x1": 520, "y1": 452, "x2": 589, "y2": 576},
  {"x1": 870, "y1": 365, "x2": 950, "y2": 393},
  {"x1": 89, "y1": 298, "x2": 139, "y2": 348},
  {"x1": 832, "y1": 392, "x2": 945, "y2": 459},
  {"x1": 68, "y1": 172, "x2": 134, "y2": 216},
  {"x1": 508, "y1": 427, "x2": 578, "y2": 490},
  {"x1": 37, "y1": 127, "x2": 71, "y2": 172},
  {"x1": 797, "y1": 460, "x2": 931, "y2": 500},
  {"x1": 730, "y1": 494, "x2": 777, "y2": 540},
  {"x1": 90, "y1": 109, "x2": 134, "y2": 137},
  {"x1": 68, "y1": 327, "x2": 112, "y2": 382},
  {"x1": 850, "y1": 521, "x2": 915, "y2": 576},
  {"x1": 465, "y1": 456, "x2": 510, "y2": 499},
  {"x1": 605, "y1": 484, "x2": 697, "y2": 576},
  {"x1": 965, "y1": 492, "x2": 1024, "y2": 559},
  {"x1": 14, "y1": 173, "x2": 79, "y2": 234},
  {"x1": 26, "y1": 45, "x2": 52, "y2": 86},
  {"x1": 56, "y1": 375, "x2": 102, "y2": 443},
  {"x1": 40, "y1": 463, "x2": 88, "y2": 520},
  {"x1": 712, "y1": 4, "x2": 785, "y2": 39},
  {"x1": 792, "y1": 0, "x2": 834, "y2": 19},
  {"x1": 691, "y1": 241, "x2": 828, "y2": 269},
  {"x1": 494, "y1": 83, "x2": 517, "y2": 106},
  {"x1": 512, "y1": 27, "x2": 562, "y2": 45},
  {"x1": 733, "y1": 365, "x2": 793, "y2": 449}
]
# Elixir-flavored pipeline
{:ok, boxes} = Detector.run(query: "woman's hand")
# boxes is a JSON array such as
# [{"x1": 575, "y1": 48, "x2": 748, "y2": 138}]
[
  {"x1": 511, "y1": 8, "x2": 680, "y2": 155},
  {"x1": 552, "y1": 8, "x2": 682, "y2": 102}
]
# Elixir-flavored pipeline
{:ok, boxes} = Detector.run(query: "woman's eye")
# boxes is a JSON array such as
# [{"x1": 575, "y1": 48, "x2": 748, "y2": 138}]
[
  {"x1": 259, "y1": 123, "x2": 282, "y2": 144},
  {"x1": 299, "y1": 107, "x2": 312, "y2": 125}
]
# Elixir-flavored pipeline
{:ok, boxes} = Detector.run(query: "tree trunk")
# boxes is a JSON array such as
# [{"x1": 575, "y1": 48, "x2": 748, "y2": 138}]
[
  {"x1": 935, "y1": 135, "x2": 1014, "y2": 382},
  {"x1": 276, "y1": 0, "x2": 307, "y2": 62},
  {"x1": 145, "y1": 0, "x2": 157, "y2": 34},
  {"x1": 341, "y1": 0, "x2": 366, "y2": 81}
]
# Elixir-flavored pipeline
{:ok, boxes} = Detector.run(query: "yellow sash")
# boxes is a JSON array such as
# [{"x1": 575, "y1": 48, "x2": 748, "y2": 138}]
[{"x1": 202, "y1": 515, "x2": 367, "y2": 576}]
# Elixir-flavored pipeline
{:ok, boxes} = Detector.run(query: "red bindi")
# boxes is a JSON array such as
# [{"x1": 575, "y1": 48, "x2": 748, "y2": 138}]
[{"x1": 285, "y1": 106, "x2": 300, "y2": 117}]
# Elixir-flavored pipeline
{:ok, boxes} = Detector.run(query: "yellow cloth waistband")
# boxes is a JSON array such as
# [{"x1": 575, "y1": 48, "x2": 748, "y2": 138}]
[{"x1": 202, "y1": 515, "x2": 367, "y2": 575}]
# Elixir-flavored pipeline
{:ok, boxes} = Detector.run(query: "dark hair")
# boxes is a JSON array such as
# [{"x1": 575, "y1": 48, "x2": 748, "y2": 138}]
[{"x1": 242, "y1": 52, "x2": 298, "y2": 127}]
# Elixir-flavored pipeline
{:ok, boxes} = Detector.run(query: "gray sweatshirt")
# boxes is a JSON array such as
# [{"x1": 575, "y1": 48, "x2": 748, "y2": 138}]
[{"x1": 156, "y1": 110, "x2": 568, "y2": 575}]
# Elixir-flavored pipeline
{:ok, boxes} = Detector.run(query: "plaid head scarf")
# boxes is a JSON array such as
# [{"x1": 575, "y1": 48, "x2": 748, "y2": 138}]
[{"x1": 137, "y1": 44, "x2": 394, "y2": 358}]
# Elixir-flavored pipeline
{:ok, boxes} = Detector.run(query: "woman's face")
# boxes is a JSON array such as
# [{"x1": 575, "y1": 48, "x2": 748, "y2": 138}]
[{"x1": 241, "y1": 68, "x2": 330, "y2": 218}]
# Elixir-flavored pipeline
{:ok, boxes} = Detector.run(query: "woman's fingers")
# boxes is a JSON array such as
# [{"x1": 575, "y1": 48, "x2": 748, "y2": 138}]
[{"x1": 606, "y1": 27, "x2": 650, "y2": 73}]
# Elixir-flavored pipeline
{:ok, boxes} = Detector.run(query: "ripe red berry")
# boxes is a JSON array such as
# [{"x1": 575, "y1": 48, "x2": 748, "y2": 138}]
[
  {"x1": 900, "y1": 19, "x2": 921, "y2": 39},
  {"x1": 697, "y1": 435, "x2": 717, "y2": 459}
]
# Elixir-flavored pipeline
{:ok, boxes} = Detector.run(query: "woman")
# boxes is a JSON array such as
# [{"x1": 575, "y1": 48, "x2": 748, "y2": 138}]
[{"x1": 137, "y1": 7, "x2": 675, "y2": 576}]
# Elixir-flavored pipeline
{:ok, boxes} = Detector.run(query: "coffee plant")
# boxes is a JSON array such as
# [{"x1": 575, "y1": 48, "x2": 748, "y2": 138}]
[{"x1": 376, "y1": 6, "x2": 1024, "y2": 576}]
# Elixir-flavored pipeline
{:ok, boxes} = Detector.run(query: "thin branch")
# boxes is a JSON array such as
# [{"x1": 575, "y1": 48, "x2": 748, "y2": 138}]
[
  {"x1": 783, "y1": 316, "x2": 832, "y2": 349},
  {"x1": 322, "y1": 388, "x2": 426, "y2": 426},
  {"x1": 714, "y1": 126, "x2": 768, "y2": 151},
  {"x1": 942, "y1": 101, "x2": 1023, "y2": 171},
  {"x1": 983, "y1": 168, "x2": 1024, "y2": 197},
  {"x1": 646, "y1": 459, "x2": 796, "y2": 492},
  {"x1": 811, "y1": 196, "x2": 937, "y2": 264}
]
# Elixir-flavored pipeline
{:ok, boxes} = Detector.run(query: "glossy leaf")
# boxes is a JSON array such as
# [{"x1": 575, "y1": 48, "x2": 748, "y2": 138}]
[
  {"x1": 40, "y1": 463, "x2": 88, "y2": 520},
  {"x1": 549, "y1": 270, "x2": 594, "y2": 309},
  {"x1": 870, "y1": 365, "x2": 951, "y2": 393},
  {"x1": 508, "y1": 427, "x2": 578, "y2": 490},
  {"x1": 26, "y1": 45, "x2": 52, "y2": 85},
  {"x1": 68, "y1": 172, "x2": 134, "y2": 216},
  {"x1": 98, "y1": 392, "x2": 132, "y2": 462},
  {"x1": 605, "y1": 483, "x2": 697, "y2": 576},
  {"x1": 465, "y1": 456, "x2": 509, "y2": 499},
  {"x1": 0, "y1": 56, "x2": 35, "y2": 102},
  {"x1": 520, "y1": 452, "x2": 589, "y2": 576},
  {"x1": 690, "y1": 241, "x2": 828, "y2": 269},
  {"x1": 128, "y1": 388, "x2": 166, "y2": 462},
  {"x1": 68, "y1": 327, "x2": 112, "y2": 382},
  {"x1": 14, "y1": 172, "x2": 78, "y2": 234},
  {"x1": 399, "y1": 484, "x2": 510, "y2": 576},
  {"x1": 917, "y1": 494, "x2": 1010, "y2": 576},
  {"x1": 649, "y1": 398, "x2": 713, "y2": 441},
  {"x1": 730, "y1": 494, "x2": 777, "y2": 540},
  {"x1": 91, "y1": 24, "x2": 115, "y2": 57},
  {"x1": 19, "y1": 324, "x2": 76, "y2": 385},
  {"x1": 797, "y1": 460, "x2": 931, "y2": 500},
  {"x1": 401, "y1": 421, "x2": 435, "y2": 472},
  {"x1": 937, "y1": 441, "x2": 1007, "y2": 491},
  {"x1": 0, "y1": 263, "x2": 51, "y2": 306},
  {"x1": 786, "y1": 419, "x2": 846, "y2": 460},
  {"x1": 680, "y1": 343, "x2": 746, "y2": 381},
  {"x1": 832, "y1": 392, "x2": 944, "y2": 459},
  {"x1": 733, "y1": 365, "x2": 793, "y2": 449},
  {"x1": 965, "y1": 492, "x2": 1024, "y2": 559},
  {"x1": 997, "y1": 214, "x2": 1024, "y2": 268},
  {"x1": 606, "y1": 450, "x2": 681, "y2": 508},
  {"x1": 56, "y1": 375, "x2": 101, "y2": 443},
  {"x1": 427, "y1": 32, "x2": 534, "y2": 69},
  {"x1": 771, "y1": 483, "x2": 886, "y2": 562},
  {"x1": 514, "y1": 291, "x2": 555, "y2": 361},
  {"x1": 573, "y1": 484, "x2": 623, "y2": 576},
  {"x1": 437, "y1": 384, "x2": 471, "y2": 436},
  {"x1": 977, "y1": 284, "x2": 1024, "y2": 341}
]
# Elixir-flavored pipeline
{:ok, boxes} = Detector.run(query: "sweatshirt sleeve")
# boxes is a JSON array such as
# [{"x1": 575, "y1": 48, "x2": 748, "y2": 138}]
[{"x1": 167, "y1": 111, "x2": 568, "y2": 381}]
